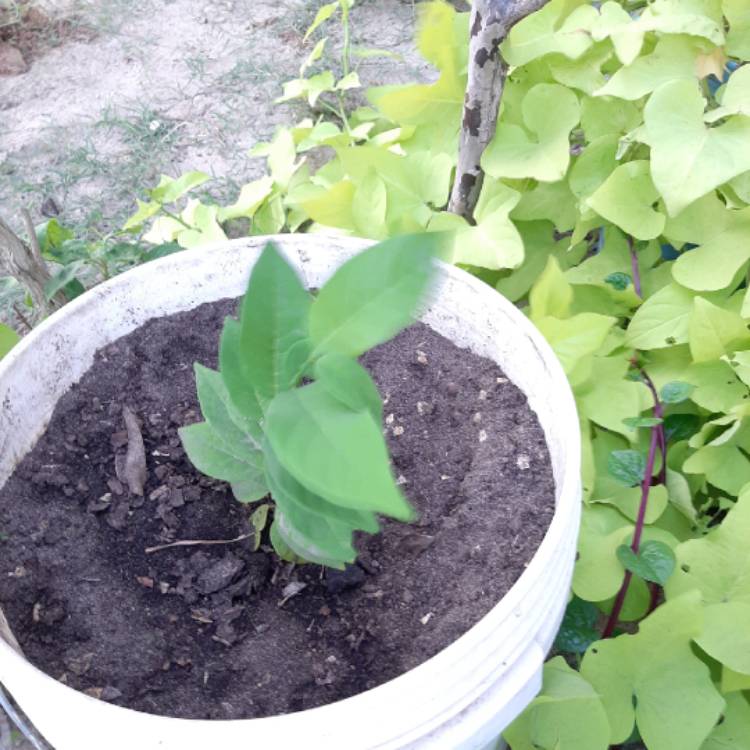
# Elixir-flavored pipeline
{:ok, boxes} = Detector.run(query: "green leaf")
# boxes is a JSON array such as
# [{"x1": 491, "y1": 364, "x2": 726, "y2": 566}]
[
  {"x1": 581, "y1": 591, "x2": 725, "y2": 750},
  {"x1": 554, "y1": 597, "x2": 601, "y2": 654},
  {"x1": 333, "y1": 147, "x2": 453, "y2": 232},
  {"x1": 590, "y1": 1, "x2": 644, "y2": 65},
  {"x1": 569, "y1": 135, "x2": 619, "y2": 201},
  {"x1": 622, "y1": 416, "x2": 662, "y2": 429},
  {"x1": 336, "y1": 71, "x2": 360, "y2": 91},
  {"x1": 300, "y1": 37, "x2": 328, "y2": 75},
  {"x1": 512, "y1": 179, "x2": 578, "y2": 231},
  {"x1": 140, "y1": 241, "x2": 181, "y2": 263},
  {"x1": 44, "y1": 263, "x2": 85, "y2": 302},
  {"x1": 264, "y1": 438, "x2": 378, "y2": 536},
  {"x1": 645, "y1": 79, "x2": 750, "y2": 216},
  {"x1": 617, "y1": 540, "x2": 676, "y2": 585},
  {"x1": 174, "y1": 202, "x2": 228, "y2": 248},
  {"x1": 308, "y1": 233, "x2": 440, "y2": 358},
  {"x1": 503, "y1": 657, "x2": 611, "y2": 750},
  {"x1": 304, "y1": 1, "x2": 338, "y2": 41},
  {"x1": 239, "y1": 243, "x2": 311, "y2": 402},
  {"x1": 264, "y1": 446, "x2": 359, "y2": 568},
  {"x1": 149, "y1": 172, "x2": 211, "y2": 204},
  {"x1": 728, "y1": 350, "x2": 750, "y2": 388},
  {"x1": 580, "y1": 96, "x2": 642, "y2": 141},
  {"x1": 586, "y1": 161, "x2": 666, "y2": 241},
  {"x1": 595, "y1": 36, "x2": 703, "y2": 101},
  {"x1": 314, "y1": 353, "x2": 383, "y2": 422},
  {"x1": 688, "y1": 297, "x2": 750, "y2": 363},
  {"x1": 302, "y1": 180, "x2": 357, "y2": 230},
  {"x1": 265, "y1": 382, "x2": 413, "y2": 520},
  {"x1": 666, "y1": 486, "x2": 750, "y2": 675},
  {"x1": 664, "y1": 414, "x2": 701, "y2": 443},
  {"x1": 254, "y1": 128, "x2": 299, "y2": 189},
  {"x1": 482, "y1": 83, "x2": 580, "y2": 182},
  {"x1": 502, "y1": 1, "x2": 596, "y2": 67},
  {"x1": 218, "y1": 318, "x2": 263, "y2": 427},
  {"x1": 608, "y1": 449, "x2": 646, "y2": 487},
  {"x1": 671, "y1": 204, "x2": 750, "y2": 293},
  {"x1": 249, "y1": 503, "x2": 270, "y2": 551},
  {"x1": 721, "y1": 666, "x2": 750, "y2": 695},
  {"x1": 368, "y1": 3, "x2": 466, "y2": 153},
  {"x1": 123, "y1": 199, "x2": 161, "y2": 231},
  {"x1": 573, "y1": 504, "x2": 676, "y2": 602},
  {"x1": 705, "y1": 65, "x2": 750, "y2": 123},
  {"x1": 194, "y1": 363, "x2": 262, "y2": 452},
  {"x1": 0, "y1": 323, "x2": 19, "y2": 360},
  {"x1": 178, "y1": 422, "x2": 265, "y2": 486},
  {"x1": 277, "y1": 71, "x2": 336, "y2": 107},
  {"x1": 576, "y1": 357, "x2": 651, "y2": 439},
  {"x1": 665, "y1": 467, "x2": 697, "y2": 523},
  {"x1": 725, "y1": 0, "x2": 750, "y2": 59},
  {"x1": 683, "y1": 443, "x2": 750, "y2": 496},
  {"x1": 548, "y1": 41, "x2": 612, "y2": 95},
  {"x1": 352, "y1": 169, "x2": 387, "y2": 239},
  {"x1": 604, "y1": 272, "x2": 631, "y2": 291},
  {"x1": 36, "y1": 218, "x2": 73, "y2": 253},
  {"x1": 687, "y1": 356, "x2": 749, "y2": 409},
  {"x1": 702, "y1": 692, "x2": 750, "y2": 750},
  {"x1": 535, "y1": 312, "x2": 616, "y2": 385},
  {"x1": 530, "y1": 256, "x2": 573, "y2": 322},
  {"x1": 435, "y1": 182, "x2": 525, "y2": 270},
  {"x1": 217, "y1": 176, "x2": 274, "y2": 222},
  {"x1": 660, "y1": 380, "x2": 695, "y2": 404},
  {"x1": 626, "y1": 282, "x2": 696, "y2": 350},
  {"x1": 269, "y1": 517, "x2": 306, "y2": 564}
]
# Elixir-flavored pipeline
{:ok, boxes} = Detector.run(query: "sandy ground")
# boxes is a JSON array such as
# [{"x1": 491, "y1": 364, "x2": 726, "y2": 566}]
[
  {"x1": 0, "y1": 1, "x2": 438, "y2": 744},
  {"x1": 1, "y1": 0, "x2": 434, "y2": 237}
]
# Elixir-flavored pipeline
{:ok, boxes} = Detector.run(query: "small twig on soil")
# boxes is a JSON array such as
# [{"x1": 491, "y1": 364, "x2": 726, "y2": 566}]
[
  {"x1": 116, "y1": 406, "x2": 147, "y2": 496},
  {"x1": 145, "y1": 533, "x2": 254, "y2": 554}
]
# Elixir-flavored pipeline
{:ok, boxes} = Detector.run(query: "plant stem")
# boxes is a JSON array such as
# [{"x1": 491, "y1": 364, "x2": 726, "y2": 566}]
[
  {"x1": 602, "y1": 423, "x2": 659, "y2": 637},
  {"x1": 12, "y1": 303, "x2": 32, "y2": 334},
  {"x1": 633, "y1": 362, "x2": 667, "y2": 483},
  {"x1": 628, "y1": 235, "x2": 643, "y2": 298},
  {"x1": 341, "y1": 0, "x2": 351, "y2": 78},
  {"x1": 161, "y1": 208, "x2": 192, "y2": 230},
  {"x1": 646, "y1": 581, "x2": 661, "y2": 616},
  {"x1": 602, "y1": 369, "x2": 664, "y2": 638}
]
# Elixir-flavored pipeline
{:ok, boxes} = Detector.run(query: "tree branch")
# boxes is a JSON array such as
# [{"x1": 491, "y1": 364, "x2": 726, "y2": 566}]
[
  {"x1": 0, "y1": 211, "x2": 64, "y2": 318},
  {"x1": 448, "y1": 0, "x2": 550, "y2": 221}
]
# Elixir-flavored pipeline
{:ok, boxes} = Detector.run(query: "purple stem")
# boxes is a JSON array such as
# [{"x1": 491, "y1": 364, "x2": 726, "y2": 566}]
[
  {"x1": 628, "y1": 235, "x2": 643, "y2": 298},
  {"x1": 635, "y1": 365, "x2": 667, "y2": 483},
  {"x1": 646, "y1": 581, "x2": 661, "y2": 616},
  {"x1": 602, "y1": 424, "x2": 660, "y2": 638}
]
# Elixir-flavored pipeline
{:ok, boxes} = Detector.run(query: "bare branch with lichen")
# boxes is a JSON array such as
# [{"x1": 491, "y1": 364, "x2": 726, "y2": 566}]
[{"x1": 449, "y1": 0, "x2": 550, "y2": 221}]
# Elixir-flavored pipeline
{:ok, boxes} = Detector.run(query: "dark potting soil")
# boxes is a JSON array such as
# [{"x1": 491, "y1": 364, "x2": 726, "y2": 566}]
[{"x1": 0, "y1": 299, "x2": 555, "y2": 720}]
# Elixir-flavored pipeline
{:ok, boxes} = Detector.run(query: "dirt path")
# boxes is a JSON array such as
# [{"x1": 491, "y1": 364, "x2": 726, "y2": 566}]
[{"x1": 1, "y1": 0, "x2": 433, "y2": 237}]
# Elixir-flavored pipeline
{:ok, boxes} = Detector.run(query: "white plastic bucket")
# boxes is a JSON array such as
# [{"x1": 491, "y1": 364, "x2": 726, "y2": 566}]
[{"x1": 0, "y1": 235, "x2": 581, "y2": 750}]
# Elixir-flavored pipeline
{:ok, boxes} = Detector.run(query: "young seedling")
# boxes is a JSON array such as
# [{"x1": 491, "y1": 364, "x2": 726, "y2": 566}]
[{"x1": 179, "y1": 234, "x2": 443, "y2": 569}]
